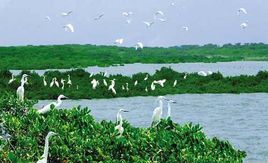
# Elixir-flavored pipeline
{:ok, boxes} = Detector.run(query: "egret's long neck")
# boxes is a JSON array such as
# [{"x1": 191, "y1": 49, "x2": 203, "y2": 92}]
[
  {"x1": 159, "y1": 99, "x2": 163, "y2": 109},
  {"x1": 56, "y1": 97, "x2": 62, "y2": 107},
  {"x1": 167, "y1": 102, "x2": 171, "y2": 117},
  {"x1": 42, "y1": 135, "x2": 50, "y2": 159}
]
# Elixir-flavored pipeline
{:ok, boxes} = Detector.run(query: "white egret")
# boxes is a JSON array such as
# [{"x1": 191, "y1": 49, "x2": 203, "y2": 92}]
[
  {"x1": 61, "y1": 11, "x2": 72, "y2": 17},
  {"x1": 94, "y1": 14, "x2": 104, "y2": 21},
  {"x1": 122, "y1": 85, "x2": 125, "y2": 90},
  {"x1": 103, "y1": 79, "x2": 108, "y2": 86},
  {"x1": 44, "y1": 16, "x2": 51, "y2": 22},
  {"x1": 198, "y1": 71, "x2": 207, "y2": 77},
  {"x1": 67, "y1": 75, "x2": 72, "y2": 87},
  {"x1": 38, "y1": 95, "x2": 67, "y2": 114},
  {"x1": 152, "y1": 96, "x2": 165, "y2": 127},
  {"x1": 143, "y1": 21, "x2": 154, "y2": 28},
  {"x1": 154, "y1": 79, "x2": 166, "y2": 87},
  {"x1": 183, "y1": 74, "x2": 187, "y2": 79},
  {"x1": 91, "y1": 79, "x2": 99, "y2": 90},
  {"x1": 182, "y1": 26, "x2": 189, "y2": 31},
  {"x1": 238, "y1": 8, "x2": 247, "y2": 15},
  {"x1": 8, "y1": 74, "x2": 15, "y2": 84},
  {"x1": 114, "y1": 38, "x2": 124, "y2": 45},
  {"x1": 108, "y1": 79, "x2": 116, "y2": 95},
  {"x1": 126, "y1": 83, "x2": 129, "y2": 92},
  {"x1": 63, "y1": 24, "x2": 74, "y2": 33},
  {"x1": 134, "y1": 80, "x2": 138, "y2": 86},
  {"x1": 50, "y1": 78, "x2": 55, "y2": 87},
  {"x1": 43, "y1": 76, "x2": 47, "y2": 87},
  {"x1": 54, "y1": 78, "x2": 59, "y2": 88},
  {"x1": 89, "y1": 73, "x2": 94, "y2": 78},
  {"x1": 167, "y1": 99, "x2": 176, "y2": 119},
  {"x1": 60, "y1": 79, "x2": 65, "y2": 90},
  {"x1": 16, "y1": 75, "x2": 28, "y2": 101},
  {"x1": 173, "y1": 80, "x2": 177, "y2": 87},
  {"x1": 158, "y1": 18, "x2": 166, "y2": 22},
  {"x1": 36, "y1": 131, "x2": 58, "y2": 163},
  {"x1": 145, "y1": 87, "x2": 148, "y2": 92},
  {"x1": 155, "y1": 11, "x2": 164, "y2": 16},
  {"x1": 151, "y1": 82, "x2": 156, "y2": 91},
  {"x1": 144, "y1": 74, "x2": 149, "y2": 81},
  {"x1": 135, "y1": 42, "x2": 144, "y2": 50},
  {"x1": 122, "y1": 11, "x2": 133, "y2": 17},
  {"x1": 115, "y1": 109, "x2": 128, "y2": 137}
]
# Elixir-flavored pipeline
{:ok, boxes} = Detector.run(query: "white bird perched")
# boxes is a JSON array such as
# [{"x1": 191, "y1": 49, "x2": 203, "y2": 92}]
[
  {"x1": 125, "y1": 83, "x2": 129, "y2": 92},
  {"x1": 89, "y1": 73, "x2": 94, "y2": 78},
  {"x1": 143, "y1": 21, "x2": 154, "y2": 28},
  {"x1": 67, "y1": 75, "x2": 72, "y2": 87},
  {"x1": 20, "y1": 74, "x2": 28, "y2": 83},
  {"x1": 240, "y1": 22, "x2": 248, "y2": 29},
  {"x1": 91, "y1": 79, "x2": 99, "y2": 90},
  {"x1": 94, "y1": 14, "x2": 104, "y2": 21},
  {"x1": 155, "y1": 11, "x2": 164, "y2": 16},
  {"x1": 60, "y1": 79, "x2": 65, "y2": 90},
  {"x1": 122, "y1": 11, "x2": 133, "y2": 17},
  {"x1": 50, "y1": 78, "x2": 55, "y2": 87},
  {"x1": 42, "y1": 76, "x2": 47, "y2": 87},
  {"x1": 115, "y1": 109, "x2": 128, "y2": 137},
  {"x1": 154, "y1": 79, "x2": 166, "y2": 87},
  {"x1": 145, "y1": 87, "x2": 148, "y2": 92},
  {"x1": 135, "y1": 42, "x2": 144, "y2": 50},
  {"x1": 36, "y1": 131, "x2": 58, "y2": 163},
  {"x1": 8, "y1": 74, "x2": 15, "y2": 84},
  {"x1": 183, "y1": 74, "x2": 187, "y2": 79},
  {"x1": 114, "y1": 38, "x2": 124, "y2": 45},
  {"x1": 61, "y1": 11, "x2": 73, "y2": 17},
  {"x1": 207, "y1": 71, "x2": 213, "y2": 75},
  {"x1": 198, "y1": 71, "x2": 207, "y2": 77},
  {"x1": 108, "y1": 79, "x2": 116, "y2": 95},
  {"x1": 134, "y1": 80, "x2": 138, "y2": 86},
  {"x1": 152, "y1": 96, "x2": 165, "y2": 127},
  {"x1": 238, "y1": 8, "x2": 247, "y2": 15},
  {"x1": 144, "y1": 74, "x2": 149, "y2": 81},
  {"x1": 173, "y1": 80, "x2": 177, "y2": 87},
  {"x1": 63, "y1": 24, "x2": 74, "y2": 33},
  {"x1": 151, "y1": 82, "x2": 156, "y2": 91},
  {"x1": 122, "y1": 85, "x2": 125, "y2": 90},
  {"x1": 167, "y1": 99, "x2": 176, "y2": 119},
  {"x1": 16, "y1": 75, "x2": 28, "y2": 101},
  {"x1": 44, "y1": 16, "x2": 51, "y2": 22},
  {"x1": 54, "y1": 78, "x2": 59, "y2": 88},
  {"x1": 103, "y1": 79, "x2": 108, "y2": 86},
  {"x1": 182, "y1": 26, "x2": 189, "y2": 31},
  {"x1": 38, "y1": 95, "x2": 67, "y2": 114}
]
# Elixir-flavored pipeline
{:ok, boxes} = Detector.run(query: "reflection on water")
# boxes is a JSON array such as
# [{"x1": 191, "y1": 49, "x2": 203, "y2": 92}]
[
  {"x1": 35, "y1": 93, "x2": 268, "y2": 162},
  {"x1": 11, "y1": 61, "x2": 268, "y2": 77}
]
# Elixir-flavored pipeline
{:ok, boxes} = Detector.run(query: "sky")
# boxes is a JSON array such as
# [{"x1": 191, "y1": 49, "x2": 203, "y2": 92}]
[{"x1": 0, "y1": 0, "x2": 267, "y2": 47}]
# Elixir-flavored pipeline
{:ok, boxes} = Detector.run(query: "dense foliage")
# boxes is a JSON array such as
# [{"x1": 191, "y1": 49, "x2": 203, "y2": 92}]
[
  {"x1": 0, "y1": 43, "x2": 268, "y2": 69},
  {"x1": 1, "y1": 67, "x2": 268, "y2": 100},
  {"x1": 0, "y1": 95, "x2": 246, "y2": 162}
]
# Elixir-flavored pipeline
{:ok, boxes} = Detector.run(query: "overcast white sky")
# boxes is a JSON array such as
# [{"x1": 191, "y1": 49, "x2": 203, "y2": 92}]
[{"x1": 0, "y1": 0, "x2": 267, "y2": 47}]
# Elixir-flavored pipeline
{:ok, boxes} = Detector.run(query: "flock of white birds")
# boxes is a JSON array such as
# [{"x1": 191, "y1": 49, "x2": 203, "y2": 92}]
[{"x1": 43, "y1": 6, "x2": 249, "y2": 50}]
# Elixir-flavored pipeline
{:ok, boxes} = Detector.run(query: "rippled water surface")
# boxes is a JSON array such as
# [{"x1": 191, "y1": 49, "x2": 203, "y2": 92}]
[
  {"x1": 11, "y1": 61, "x2": 268, "y2": 77},
  {"x1": 35, "y1": 93, "x2": 268, "y2": 162}
]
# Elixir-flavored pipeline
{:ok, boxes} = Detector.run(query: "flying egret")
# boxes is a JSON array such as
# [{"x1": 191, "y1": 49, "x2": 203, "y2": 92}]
[
  {"x1": 38, "y1": 95, "x2": 67, "y2": 114},
  {"x1": 67, "y1": 75, "x2": 72, "y2": 87},
  {"x1": 16, "y1": 75, "x2": 28, "y2": 101},
  {"x1": 114, "y1": 38, "x2": 124, "y2": 45},
  {"x1": 61, "y1": 11, "x2": 72, "y2": 17},
  {"x1": 8, "y1": 74, "x2": 15, "y2": 84},
  {"x1": 158, "y1": 18, "x2": 166, "y2": 22},
  {"x1": 182, "y1": 26, "x2": 189, "y2": 31},
  {"x1": 173, "y1": 80, "x2": 177, "y2": 87},
  {"x1": 94, "y1": 14, "x2": 104, "y2": 21},
  {"x1": 63, "y1": 24, "x2": 74, "y2": 33},
  {"x1": 36, "y1": 132, "x2": 58, "y2": 163},
  {"x1": 143, "y1": 21, "x2": 154, "y2": 28},
  {"x1": 91, "y1": 79, "x2": 99, "y2": 90},
  {"x1": 198, "y1": 71, "x2": 207, "y2": 76},
  {"x1": 238, "y1": 8, "x2": 247, "y2": 15},
  {"x1": 115, "y1": 109, "x2": 128, "y2": 137},
  {"x1": 167, "y1": 99, "x2": 176, "y2": 119},
  {"x1": 155, "y1": 11, "x2": 164, "y2": 16},
  {"x1": 135, "y1": 42, "x2": 144, "y2": 50},
  {"x1": 44, "y1": 16, "x2": 51, "y2": 22},
  {"x1": 122, "y1": 11, "x2": 133, "y2": 17},
  {"x1": 60, "y1": 79, "x2": 65, "y2": 90},
  {"x1": 43, "y1": 76, "x2": 47, "y2": 87},
  {"x1": 151, "y1": 96, "x2": 165, "y2": 127},
  {"x1": 240, "y1": 22, "x2": 248, "y2": 29}
]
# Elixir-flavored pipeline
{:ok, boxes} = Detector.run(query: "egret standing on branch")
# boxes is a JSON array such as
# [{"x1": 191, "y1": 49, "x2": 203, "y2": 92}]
[
  {"x1": 151, "y1": 96, "x2": 165, "y2": 127},
  {"x1": 115, "y1": 109, "x2": 129, "y2": 137},
  {"x1": 16, "y1": 74, "x2": 28, "y2": 101}
]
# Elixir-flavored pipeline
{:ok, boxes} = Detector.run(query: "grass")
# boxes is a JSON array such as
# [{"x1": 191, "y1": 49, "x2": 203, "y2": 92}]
[
  {"x1": 0, "y1": 94, "x2": 246, "y2": 162},
  {"x1": 1, "y1": 67, "x2": 268, "y2": 100},
  {"x1": 0, "y1": 43, "x2": 268, "y2": 69}
]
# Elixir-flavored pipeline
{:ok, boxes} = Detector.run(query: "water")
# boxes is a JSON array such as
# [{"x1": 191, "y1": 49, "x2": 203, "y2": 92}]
[
  {"x1": 35, "y1": 93, "x2": 268, "y2": 162},
  {"x1": 11, "y1": 61, "x2": 268, "y2": 77}
]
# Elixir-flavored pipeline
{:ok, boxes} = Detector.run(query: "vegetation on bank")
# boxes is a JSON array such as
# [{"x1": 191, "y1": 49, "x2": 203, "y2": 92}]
[
  {"x1": 0, "y1": 95, "x2": 246, "y2": 162},
  {"x1": 1, "y1": 67, "x2": 268, "y2": 100},
  {"x1": 0, "y1": 43, "x2": 268, "y2": 69}
]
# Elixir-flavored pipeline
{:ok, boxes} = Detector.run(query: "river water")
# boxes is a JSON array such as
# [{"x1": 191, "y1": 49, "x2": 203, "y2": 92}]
[
  {"x1": 35, "y1": 93, "x2": 268, "y2": 162},
  {"x1": 11, "y1": 61, "x2": 268, "y2": 77}
]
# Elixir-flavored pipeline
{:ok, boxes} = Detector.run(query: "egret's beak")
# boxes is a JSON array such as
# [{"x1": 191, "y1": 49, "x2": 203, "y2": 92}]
[{"x1": 123, "y1": 110, "x2": 129, "y2": 112}]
